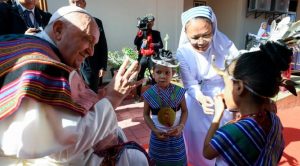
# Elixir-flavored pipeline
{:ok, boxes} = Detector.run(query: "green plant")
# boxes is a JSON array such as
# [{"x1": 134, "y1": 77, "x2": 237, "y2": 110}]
[
  {"x1": 122, "y1": 47, "x2": 138, "y2": 61},
  {"x1": 108, "y1": 47, "x2": 138, "y2": 69},
  {"x1": 107, "y1": 51, "x2": 123, "y2": 69}
]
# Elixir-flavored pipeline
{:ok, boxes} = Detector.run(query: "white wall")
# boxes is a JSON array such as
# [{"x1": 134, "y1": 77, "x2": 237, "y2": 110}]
[
  {"x1": 47, "y1": 0, "x2": 184, "y2": 53},
  {"x1": 49, "y1": 0, "x2": 298, "y2": 51},
  {"x1": 206, "y1": 0, "x2": 264, "y2": 49}
]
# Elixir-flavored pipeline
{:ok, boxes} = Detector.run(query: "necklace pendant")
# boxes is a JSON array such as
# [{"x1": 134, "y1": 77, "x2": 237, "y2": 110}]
[{"x1": 158, "y1": 107, "x2": 176, "y2": 127}]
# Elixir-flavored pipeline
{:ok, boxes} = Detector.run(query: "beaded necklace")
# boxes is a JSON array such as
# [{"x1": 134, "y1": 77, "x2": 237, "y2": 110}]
[
  {"x1": 229, "y1": 110, "x2": 271, "y2": 134},
  {"x1": 240, "y1": 111, "x2": 265, "y2": 119},
  {"x1": 228, "y1": 111, "x2": 267, "y2": 124}
]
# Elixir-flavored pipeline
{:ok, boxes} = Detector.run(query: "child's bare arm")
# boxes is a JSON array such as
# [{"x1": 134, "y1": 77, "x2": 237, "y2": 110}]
[
  {"x1": 143, "y1": 101, "x2": 168, "y2": 139},
  {"x1": 143, "y1": 101, "x2": 156, "y2": 131}
]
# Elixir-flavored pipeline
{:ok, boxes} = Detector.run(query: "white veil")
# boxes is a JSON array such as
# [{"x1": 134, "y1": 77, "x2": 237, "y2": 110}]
[{"x1": 178, "y1": 6, "x2": 235, "y2": 58}]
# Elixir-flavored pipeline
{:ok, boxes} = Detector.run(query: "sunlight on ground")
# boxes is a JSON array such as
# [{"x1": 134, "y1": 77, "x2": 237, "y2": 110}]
[{"x1": 118, "y1": 119, "x2": 141, "y2": 128}]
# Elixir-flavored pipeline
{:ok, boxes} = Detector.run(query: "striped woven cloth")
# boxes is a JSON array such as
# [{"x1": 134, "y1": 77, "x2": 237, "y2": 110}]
[
  {"x1": 149, "y1": 132, "x2": 187, "y2": 166},
  {"x1": 0, "y1": 34, "x2": 87, "y2": 120},
  {"x1": 211, "y1": 112, "x2": 284, "y2": 165},
  {"x1": 142, "y1": 84, "x2": 186, "y2": 115}
]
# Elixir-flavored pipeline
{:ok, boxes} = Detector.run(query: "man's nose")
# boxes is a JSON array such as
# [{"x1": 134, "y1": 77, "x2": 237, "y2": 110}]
[{"x1": 86, "y1": 45, "x2": 94, "y2": 57}]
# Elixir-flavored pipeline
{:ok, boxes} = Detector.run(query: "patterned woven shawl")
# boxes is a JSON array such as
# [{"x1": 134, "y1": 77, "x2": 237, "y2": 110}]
[
  {"x1": 142, "y1": 84, "x2": 186, "y2": 115},
  {"x1": 210, "y1": 112, "x2": 284, "y2": 165},
  {"x1": 0, "y1": 34, "x2": 87, "y2": 120}
]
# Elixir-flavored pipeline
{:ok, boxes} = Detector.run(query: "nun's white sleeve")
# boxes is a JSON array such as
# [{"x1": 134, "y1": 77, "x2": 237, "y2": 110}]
[
  {"x1": 176, "y1": 49, "x2": 203, "y2": 102},
  {"x1": 226, "y1": 43, "x2": 240, "y2": 62}
]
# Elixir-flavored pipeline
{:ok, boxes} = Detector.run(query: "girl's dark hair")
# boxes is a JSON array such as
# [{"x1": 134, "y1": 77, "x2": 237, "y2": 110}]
[{"x1": 233, "y1": 41, "x2": 293, "y2": 100}]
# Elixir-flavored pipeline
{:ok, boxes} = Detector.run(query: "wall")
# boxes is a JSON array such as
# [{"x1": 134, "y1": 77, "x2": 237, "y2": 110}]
[
  {"x1": 208, "y1": 0, "x2": 241, "y2": 47},
  {"x1": 210, "y1": 0, "x2": 267, "y2": 49},
  {"x1": 183, "y1": 0, "x2": 194, "y2": 11},
  {"x1": 48, "y1": 0, "x2": 299, "y2": 51},
  {"x1": 47, "y1": 0, "x2": 183, "y2": 53},
  {"x1": 297, "y1": 0, "x2": 300, "y2": 20}
]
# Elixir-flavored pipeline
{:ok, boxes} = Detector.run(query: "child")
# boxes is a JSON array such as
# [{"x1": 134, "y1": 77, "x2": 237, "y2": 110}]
[
  {"x1": 203, "y1": 41, "x2": 297, "y2": 165},
  {"x1": 142, "y1": 49, "x2": 188, "y2": 166}
]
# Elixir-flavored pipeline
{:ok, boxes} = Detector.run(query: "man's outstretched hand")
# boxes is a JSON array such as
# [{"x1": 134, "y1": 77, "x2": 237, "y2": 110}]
[{"x1": 104, "y1": 58, "x2": 143, "y2": 108}]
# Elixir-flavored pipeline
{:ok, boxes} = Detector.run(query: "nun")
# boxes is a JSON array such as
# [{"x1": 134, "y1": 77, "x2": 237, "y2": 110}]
[{"x1": 176, "y1": 6, "x2": 239, "y2": 166}]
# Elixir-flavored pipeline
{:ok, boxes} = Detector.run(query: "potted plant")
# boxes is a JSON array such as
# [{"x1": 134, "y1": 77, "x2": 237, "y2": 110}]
[
  {"x1": 122, "y1": 47, "x2": 138, "y2": 62},
  {"x1": 107, "y1": 47, "x2": 138, "y2": 77}
]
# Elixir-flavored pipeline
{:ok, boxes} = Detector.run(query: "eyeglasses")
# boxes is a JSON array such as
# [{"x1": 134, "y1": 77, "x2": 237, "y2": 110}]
[{"x1": 188, "y1": 33, "x2": 213, "y2": 44}]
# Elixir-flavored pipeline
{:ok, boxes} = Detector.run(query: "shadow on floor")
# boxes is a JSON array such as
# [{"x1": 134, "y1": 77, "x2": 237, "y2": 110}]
[
  {"x1": 279, "y1": 127, "x2": 300, "y2": 166},
  {"x1": 280, "y1": 152, "x2": 299, "y2": 166},
  {"x1": 116, "y1": 100, "x2": 151, "y2": 146}
]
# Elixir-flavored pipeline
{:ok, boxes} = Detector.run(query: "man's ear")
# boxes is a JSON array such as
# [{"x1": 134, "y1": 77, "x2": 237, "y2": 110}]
[{"x1": 52, "y1": 21, "x2": 64, "y2": 41}]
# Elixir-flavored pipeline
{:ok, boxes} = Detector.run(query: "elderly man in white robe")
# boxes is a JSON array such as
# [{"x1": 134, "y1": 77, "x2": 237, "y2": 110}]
[{"x1": 0, "y1": 6, "x2": 149, "y2": 166}]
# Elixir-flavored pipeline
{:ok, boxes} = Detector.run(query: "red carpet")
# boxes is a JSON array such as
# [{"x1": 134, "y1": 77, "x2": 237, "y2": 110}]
[
  {"x1": 277, "y1": 92, "x2": 300, "y2": 166},
  {"x1": 118, "y1": 91, "x2": 300, "y2": 166}
]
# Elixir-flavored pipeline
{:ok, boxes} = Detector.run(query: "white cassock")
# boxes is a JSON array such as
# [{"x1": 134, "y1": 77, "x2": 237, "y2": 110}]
[
  {"x1": 0, "y1": 71, "x2": 148, "y2": 166},
  {"x1": 176, "y1": 43, "x2": 238, "y2": 166},
  {"x1": 177, "y1": 5, "x2": 240, "y2": 166}
]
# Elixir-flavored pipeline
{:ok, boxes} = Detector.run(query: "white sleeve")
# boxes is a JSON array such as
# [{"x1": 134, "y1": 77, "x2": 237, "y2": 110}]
[
  {"x1": 0, "y1": 97, "x2": 118, "y2": 163},
  {"x1": 176, "y1": 50, "x2": 203, "y2": 101},
  {"x1": 51, "y1": 98, "x2": 119, "y2": 161},
  {"x1": 226, "y1": 43, "x2": 240, "y2": 62}
]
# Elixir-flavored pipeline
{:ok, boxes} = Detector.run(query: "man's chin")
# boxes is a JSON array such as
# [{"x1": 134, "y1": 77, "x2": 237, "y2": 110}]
[
  {"x1": 75, "y1": 59, "x2": 85, "y2": 68},
  {"x1": 73, "y1": 63, "x2": 82, "y2": 69}
]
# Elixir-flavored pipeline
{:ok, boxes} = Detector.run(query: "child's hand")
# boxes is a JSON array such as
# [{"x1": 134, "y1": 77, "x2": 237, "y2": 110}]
[
  {"x1": 213, "y1": 94, "x2": 225, "y2": 122},
  {"x1": 153, "y1": 128, "x2": 168, "y2": 140},
  {"x1": 167, "y1": 124, "x2": 184, "y2": 137}
]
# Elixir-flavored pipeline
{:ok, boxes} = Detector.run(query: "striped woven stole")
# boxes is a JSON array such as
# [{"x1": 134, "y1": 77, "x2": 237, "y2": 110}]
[
  {"x1": 211, "y1": 112, "x2": 284, "y2": 165},
  {"x1": 143, "y1": 84, "x2": 186, "y2": 110},
  {"x1": 0, "y1": 34, "x2": 87, "y2": 120}
]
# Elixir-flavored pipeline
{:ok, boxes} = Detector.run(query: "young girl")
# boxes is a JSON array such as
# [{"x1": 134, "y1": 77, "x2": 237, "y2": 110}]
[
  {"x1": 203, "y1": 41, "x2": 297, "y2": 165},
  {"x1": 143, "y1": 49, "x2": 188, "y2": 166}
]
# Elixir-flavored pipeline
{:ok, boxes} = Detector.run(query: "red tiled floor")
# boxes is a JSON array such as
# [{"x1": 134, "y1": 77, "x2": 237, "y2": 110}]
[
  {"x1": 116, "y1": 99, "x2": 150, "y2": 146},
  {"x1": 116, "y1": 92, "x2": 300, "y2": 166},
  {"x1": 277, "y1": 92, "x2": 300, "y2": 166}
]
